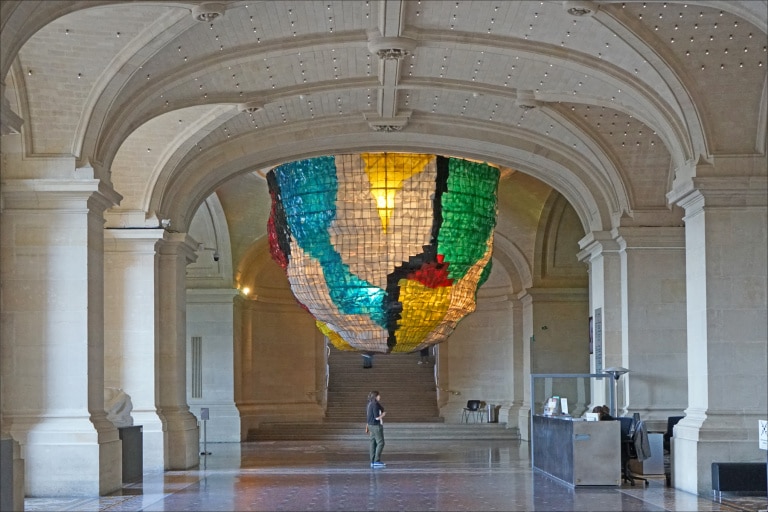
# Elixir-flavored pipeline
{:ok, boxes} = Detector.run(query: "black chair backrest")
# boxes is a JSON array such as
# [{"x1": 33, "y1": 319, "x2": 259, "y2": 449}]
[
  {"x1": 467, "y1": 400, "x2": 481, "y2": 410},
  {"x1": 618, "y1": 417, "x2": 634, "y2": 439},
  {"x1": 666, "y1": 415, "x2": 684, "y2": 435}
]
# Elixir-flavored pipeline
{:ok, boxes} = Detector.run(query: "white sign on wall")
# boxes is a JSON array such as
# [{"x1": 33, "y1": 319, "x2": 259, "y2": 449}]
[{"x1": 760, "y1": 420, "x2": 767, "y2": 450}]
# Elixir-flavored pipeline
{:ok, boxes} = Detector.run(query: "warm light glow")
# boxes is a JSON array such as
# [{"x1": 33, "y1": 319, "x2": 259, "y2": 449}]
[
  {"x1": 372, "y1": 189, "x2": 396, "y2": 231},
  {"x1": 242, "y1": 287, "x2": 250, "y2": 296}
]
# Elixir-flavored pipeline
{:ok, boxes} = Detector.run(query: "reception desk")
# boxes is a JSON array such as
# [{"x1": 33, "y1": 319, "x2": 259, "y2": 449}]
[{"x1": 532, "y1": 415, "x2": 620, "y2": 486}]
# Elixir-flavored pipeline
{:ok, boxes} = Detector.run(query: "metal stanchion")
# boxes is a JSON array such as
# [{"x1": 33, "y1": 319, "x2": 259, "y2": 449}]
[{"x1": 200, "y1": 407, "x2": 211, "y2": 470}]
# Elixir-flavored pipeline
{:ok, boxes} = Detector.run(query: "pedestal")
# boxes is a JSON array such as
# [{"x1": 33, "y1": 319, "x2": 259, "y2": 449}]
[{"x1": 118, "y1": 426, "x2": 143, "y2": 483}]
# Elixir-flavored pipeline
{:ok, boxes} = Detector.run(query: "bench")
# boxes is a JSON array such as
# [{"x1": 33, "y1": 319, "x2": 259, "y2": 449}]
[{"x1": 711, "y1": 462, "x2": 767, "y2": 497}]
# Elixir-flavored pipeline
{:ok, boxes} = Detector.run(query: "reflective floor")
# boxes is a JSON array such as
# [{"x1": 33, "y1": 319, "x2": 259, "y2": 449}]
[{"x1": 25, "y1": 440, "x2": 767, "y2": 511}]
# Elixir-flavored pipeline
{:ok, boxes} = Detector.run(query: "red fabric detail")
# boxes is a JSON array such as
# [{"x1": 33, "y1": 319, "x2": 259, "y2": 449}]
[
  {"x1": 408, "y1": 260, "x2": 453, "y2": 288},
  {"x1": 267, "y1": 191, "x2": 288, "y2": 270}
]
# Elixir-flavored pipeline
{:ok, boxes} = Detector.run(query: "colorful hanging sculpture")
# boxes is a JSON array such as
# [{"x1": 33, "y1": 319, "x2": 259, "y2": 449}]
[{"x1": 267, "y1": 153, "x2": 499, "y2": 354}]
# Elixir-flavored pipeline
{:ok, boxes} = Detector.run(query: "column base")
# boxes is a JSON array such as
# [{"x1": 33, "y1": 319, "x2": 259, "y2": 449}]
[
  {"x1": 517, "y1": 406, "x2": 532, "y2": 441},
  {"x1": 159, "y1": 407, "x2": 200, "y2": 470},
  {"x1": 673, "y1": 413, "x2": 766, "y2": 495},
  {"x1": 25, "y1": 436, "x2": 121, "y2": 496},
  {"x1": 12, "y1": 417, "x2": 122, "y2": 496}
]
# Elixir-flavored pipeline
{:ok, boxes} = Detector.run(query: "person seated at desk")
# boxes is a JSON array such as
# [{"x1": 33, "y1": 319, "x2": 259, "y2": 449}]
[{"x1": 592, "y1": 405, "x2": 613, "y2": 421}]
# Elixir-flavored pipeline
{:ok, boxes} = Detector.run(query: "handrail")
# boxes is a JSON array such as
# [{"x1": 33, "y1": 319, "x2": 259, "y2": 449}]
[{"x1": 436, "y1": 386, "x2": 461, "y2": 396}]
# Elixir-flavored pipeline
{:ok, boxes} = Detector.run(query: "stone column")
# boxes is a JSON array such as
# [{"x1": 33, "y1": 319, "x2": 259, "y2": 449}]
[
  {"x1": 0, "y1": 179, "x2": 122, "y2": 495},
  {"x1": 669, "y1": 176, "x2": 768, "y2": 494},
  {"x1": 578, "y1": 232, "x2": 623, "y2": 410},
  {"x1": 155, "y1": 233, "x2": 200, "y2": 469},
  {"x1": 104, "y1": 228, "x2": 166, "y2": 470},
  {"x1": 614, "y1": 226, "x2": 687, "y2": 424}
]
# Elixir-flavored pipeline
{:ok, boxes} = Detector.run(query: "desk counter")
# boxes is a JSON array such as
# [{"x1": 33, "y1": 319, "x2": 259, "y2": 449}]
[{"x1": 532, "y1": 415, "x2": 620, "y2": 486}]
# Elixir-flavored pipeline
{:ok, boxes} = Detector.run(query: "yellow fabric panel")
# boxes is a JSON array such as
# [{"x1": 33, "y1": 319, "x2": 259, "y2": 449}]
[
  {"x1": 317, "y1": 321, "x2": 356, "y2": 351},
  {"x1": 391, "y1": 278, "x2": 451, "y2": 353},
  {"x1": 361, "y1": 153, "x2": 433, "y2": 233}
]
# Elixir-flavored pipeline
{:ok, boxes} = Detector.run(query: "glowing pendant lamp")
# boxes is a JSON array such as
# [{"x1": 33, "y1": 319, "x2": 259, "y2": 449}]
[{"x1": 267, "y1": 153, "x2": 499, "y2": 354}]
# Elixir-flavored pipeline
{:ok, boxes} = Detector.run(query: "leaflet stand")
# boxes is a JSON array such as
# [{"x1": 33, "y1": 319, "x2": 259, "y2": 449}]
[{"x1": 200, "y1": 408, "x2": 211, "y2": 465}]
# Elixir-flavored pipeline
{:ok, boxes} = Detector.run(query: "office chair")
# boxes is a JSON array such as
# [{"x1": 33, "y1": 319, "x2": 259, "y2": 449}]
[
  {"x1": 619, "y1": 416, "x2": 649, "y2": 486},
  {"x1": 663, "y1": 416, "x2": 684, "y2": 453},
  {"x1": 461, "y1": 400, "x2": 482, "y2": 423},
  {"x1": 663, "y1": 415, "x2": 684, "y2": 486}
]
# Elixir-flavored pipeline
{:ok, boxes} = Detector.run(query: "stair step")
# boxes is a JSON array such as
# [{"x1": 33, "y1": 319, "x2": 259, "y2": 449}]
[{"x1": 248, "y1": 422, "x2": 517, "y2": 441}]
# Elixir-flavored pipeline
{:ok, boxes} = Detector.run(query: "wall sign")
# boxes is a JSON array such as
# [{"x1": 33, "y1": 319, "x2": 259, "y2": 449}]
[{"x1": 594, "y1": 308, "x2": 603, "y2": 375}]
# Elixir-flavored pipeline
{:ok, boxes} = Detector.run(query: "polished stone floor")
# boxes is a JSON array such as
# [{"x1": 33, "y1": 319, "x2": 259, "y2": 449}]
[{"x1": 25, "y1": 439, "x2": 767, "y2": 511}]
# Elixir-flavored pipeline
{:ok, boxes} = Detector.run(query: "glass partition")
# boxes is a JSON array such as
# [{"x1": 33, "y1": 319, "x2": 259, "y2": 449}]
[{"x1": 530, "y1": 373, "x2": 611, "y2": 419}]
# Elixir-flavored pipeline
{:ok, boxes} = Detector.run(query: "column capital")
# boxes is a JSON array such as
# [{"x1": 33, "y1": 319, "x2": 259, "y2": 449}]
[
  {"x1": 156, "y1": 231, "x2": 199, "y2": 264},
  {"x1": 0, "y1": 178, "x2": 121, "y2": 213},
  {"x1": 668, "y1": 176, "x2": 768, "y2": 214},
  {"x1": 104, "y1": 227, "x2": 166, "y2": 253},
  {"x1": 577, "y1": 230, "x2": 621, "y2": 263}
]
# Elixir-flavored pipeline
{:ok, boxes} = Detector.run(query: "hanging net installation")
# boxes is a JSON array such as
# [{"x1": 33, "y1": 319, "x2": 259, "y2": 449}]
[{"x1": 267, "y1": 153, "x2": 499, "y2": 354}]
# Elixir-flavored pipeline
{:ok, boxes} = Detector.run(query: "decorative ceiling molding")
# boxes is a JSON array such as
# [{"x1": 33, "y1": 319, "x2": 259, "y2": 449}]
[
  {"x1": 367, "y1": 35, "x2": 417, "y2": 61},
  {"x1": 514, "y1": 90, "x2": 543, "y2": 110},
  {"x1": 239, "y1": 101, "x2": 263, "y2": 114},
  {"x1": 363, "y1": 111, "x2": 412, "y2": 132},
  {"x1": 191, "y1": 2, "x2": 226, "y2": 22},
  {"x1": 562, "y1": 1, "x2": 598, "y2": 17}
]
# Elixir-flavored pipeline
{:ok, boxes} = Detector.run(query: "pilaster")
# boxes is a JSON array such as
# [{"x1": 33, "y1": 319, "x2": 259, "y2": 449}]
[
  {"x1": 501, "y1": 298, "x2": 527, "y2": 437},
  {"x1": 186, "y1": 288, "x2": 241, "y2": 442}
]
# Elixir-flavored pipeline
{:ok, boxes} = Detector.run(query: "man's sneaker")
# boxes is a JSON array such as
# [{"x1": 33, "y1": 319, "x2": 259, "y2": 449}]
[{"x1": 372, "y1": 461, "x2": 386, "y2": 468}]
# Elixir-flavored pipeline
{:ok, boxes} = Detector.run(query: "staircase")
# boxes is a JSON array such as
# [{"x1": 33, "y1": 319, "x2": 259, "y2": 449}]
[
  {"x1": 324, "y1": 348, "x2": 441, "y2": 423},
  {"x1": 246, "y1": 347, "x2": 521, "y2": 442}
]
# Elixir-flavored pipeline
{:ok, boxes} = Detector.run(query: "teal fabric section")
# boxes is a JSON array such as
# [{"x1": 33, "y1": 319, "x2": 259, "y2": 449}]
[{"x1": 274, "y1": 157, "x2": 387, "y2": 327}]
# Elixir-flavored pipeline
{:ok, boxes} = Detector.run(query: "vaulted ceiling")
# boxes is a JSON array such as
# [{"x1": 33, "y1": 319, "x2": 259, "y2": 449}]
[{"x1": 2, "y1": 0, "x2": 766, "y2": 257}]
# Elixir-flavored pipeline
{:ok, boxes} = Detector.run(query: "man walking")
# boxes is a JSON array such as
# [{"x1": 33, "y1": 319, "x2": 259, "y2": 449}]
[{"x1": 365, "y1": 391, "x2": 386, "y2": 468}]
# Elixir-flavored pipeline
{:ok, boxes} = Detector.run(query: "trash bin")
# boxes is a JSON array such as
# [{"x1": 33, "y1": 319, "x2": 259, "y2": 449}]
[{"x1": 487, "y1": 403, "x2": 497, "y2": 423}]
